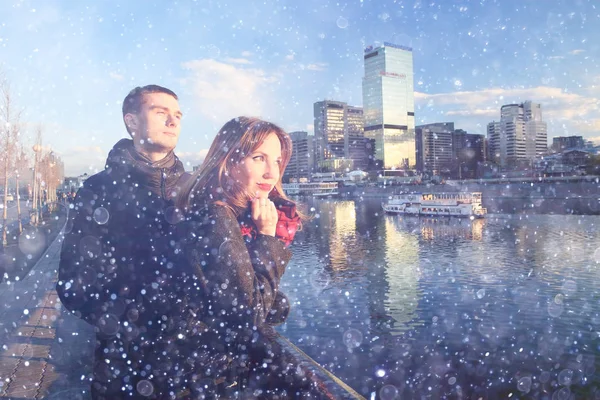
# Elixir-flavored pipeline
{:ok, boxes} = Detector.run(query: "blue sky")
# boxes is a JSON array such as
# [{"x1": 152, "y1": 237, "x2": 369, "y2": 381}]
[{"x1": 1, "y1": 0, "x2": 599, "y2": 175}]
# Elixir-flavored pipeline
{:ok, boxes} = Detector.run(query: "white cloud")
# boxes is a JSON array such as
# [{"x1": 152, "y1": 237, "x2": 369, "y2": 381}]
[
  {"x1": 571, "y1": 119, "x2": 600, "y2": 134},
  {"x1": 569, "y1": 49, "x2": 585, "y2": 55},
  {"x1": 415, "y1": 86, "x2": 600, "y2": 137},
  {"x1": 223, "y1": 57, "x2": 252, "y2": 65},
  {"x1": 109, "y1": 72, "x2": 124, "y2": 81},
  {"x1": 585, "y1": 135, "x2": 600, "y2": 145},
  {"x1": 181, "y1": 59, "x2": 279, "y2": 123},
  {"x1": 445, "y1": 109, "x2": 497, "y2": 117},
  {"x1": 177, "y1": 148, "x2": 209, "y2": 170},
  {"x1": 416, "y1": 86, "x2": 599, "y2": 120},
  {"x1": 548, "y1": 56, "x2": 565, "y2": 60},
  {"x1": 241, "y1": 51, "x2": 253, "y2": 57},
  {"x1": 285, "y1": 52, "x2": 295, "y2": 61},
  {"x1": 59, "y1": 145, "x2": 106, "y2": 176},
  {"x1": 306, "y1": 63, "x2": 328, "y2": 71}
]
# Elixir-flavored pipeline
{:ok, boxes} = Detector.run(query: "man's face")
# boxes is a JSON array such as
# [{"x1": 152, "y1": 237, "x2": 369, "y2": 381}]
[{"x1": 126, "y1": 92, "x2": 182, "y2": 155}]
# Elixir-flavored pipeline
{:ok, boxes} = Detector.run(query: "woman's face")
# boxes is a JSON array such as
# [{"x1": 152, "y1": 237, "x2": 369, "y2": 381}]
[{"x1": 230, "y1": 132, "x2": 283, "y2": 200}]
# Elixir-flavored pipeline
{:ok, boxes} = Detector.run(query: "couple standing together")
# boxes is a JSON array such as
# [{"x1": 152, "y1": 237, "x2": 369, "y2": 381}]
[{"x1": 57, "y1": 85, "x2": 331, "y2": 399}]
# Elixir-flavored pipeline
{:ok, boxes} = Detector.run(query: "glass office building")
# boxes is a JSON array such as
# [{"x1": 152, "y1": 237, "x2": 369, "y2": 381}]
[
  {"x1": 313, "y1": 100, "x2": 346, "y2": 164},
  {"x1": 362, "y1": 42, "x2": 415, "y2": 169}
]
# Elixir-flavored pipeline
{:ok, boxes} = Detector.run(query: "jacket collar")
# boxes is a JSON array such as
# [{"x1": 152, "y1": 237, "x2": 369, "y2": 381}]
[{"x1": 104, "y1": 139, "x2": 185, "y2": 198}]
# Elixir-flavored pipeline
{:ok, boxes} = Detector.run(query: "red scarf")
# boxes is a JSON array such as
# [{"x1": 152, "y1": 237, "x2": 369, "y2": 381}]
[{"x1": 239, "y1": 198, "x2": 300, "y2": 247}]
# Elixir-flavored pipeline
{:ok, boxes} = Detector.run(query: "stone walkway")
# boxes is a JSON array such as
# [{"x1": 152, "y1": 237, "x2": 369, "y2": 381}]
[{"x1": 0, "y1": 233, "x2": 94, "y2": 400}]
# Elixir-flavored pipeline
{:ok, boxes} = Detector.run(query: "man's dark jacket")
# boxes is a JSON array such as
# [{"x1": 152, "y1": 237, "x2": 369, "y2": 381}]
[{"x1": 56, "y1": 139, "x2": 189, "y2": 399}]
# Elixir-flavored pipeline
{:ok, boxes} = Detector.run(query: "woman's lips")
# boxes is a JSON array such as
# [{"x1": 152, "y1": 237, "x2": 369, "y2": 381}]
[{"x1": 257, "y1": 183, "x2": 272, "y2": 191}]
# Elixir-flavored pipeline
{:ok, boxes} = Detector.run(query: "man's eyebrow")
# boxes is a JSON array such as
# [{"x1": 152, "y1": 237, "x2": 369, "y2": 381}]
[{"x1": 149, "y1": 105, "x2": 183, "y2": 116}]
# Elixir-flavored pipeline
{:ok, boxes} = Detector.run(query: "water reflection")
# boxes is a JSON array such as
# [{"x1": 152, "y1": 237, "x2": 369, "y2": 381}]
[
  {"x1": 280, "y1": 198, "x2": 600, "y2": 398},
  {"x1": 390, "y1": 215, "x2": 485, "y2": 241},
  {"x1": 381, "y1": 216, "x2": 420, "y2": 335}
]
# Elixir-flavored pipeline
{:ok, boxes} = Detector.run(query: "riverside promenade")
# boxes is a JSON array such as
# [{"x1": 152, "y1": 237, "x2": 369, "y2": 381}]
[{"x1": 0, "y1": 232, "x2": 94, "y2": 400}]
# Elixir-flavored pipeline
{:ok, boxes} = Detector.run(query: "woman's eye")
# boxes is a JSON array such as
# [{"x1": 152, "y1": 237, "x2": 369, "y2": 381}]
[{"x1": 253, "y1": 155, "x2": 265, "y2": 161}]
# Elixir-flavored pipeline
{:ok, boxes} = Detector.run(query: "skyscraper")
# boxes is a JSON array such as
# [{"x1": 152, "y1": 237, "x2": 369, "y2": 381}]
[
  {"x1": 415, "y1": 123, "x2": 454, "y2": 175},
  {"x1": 487, "y1": 101, "x2": 548, "y2": 167},
  {"x1": 314, "y1": 100, "x2": 346, "y2": 164},
  {"x1": 313, "y1": 100, "x2": 366, "y2": 171},
  {"x1": 362, "y1": 42, "x2": 415, "y2": 169},
  {"x1": 283, "y1": 131, "x2": 315, "y2": 182}
]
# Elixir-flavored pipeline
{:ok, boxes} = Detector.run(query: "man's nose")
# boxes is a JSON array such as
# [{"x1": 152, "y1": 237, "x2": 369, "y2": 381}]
[{"x1": 166, "y1": 114, "x2": 178, "y2": 127}]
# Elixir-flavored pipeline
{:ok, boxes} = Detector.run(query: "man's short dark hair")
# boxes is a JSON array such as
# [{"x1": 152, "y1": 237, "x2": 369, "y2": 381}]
[
  {"x1": 122, "y1": 85, "x2": 178, "y2": 117},
  {"x1": 122, "y1": 85, "x2": 178, "y2": 135}
]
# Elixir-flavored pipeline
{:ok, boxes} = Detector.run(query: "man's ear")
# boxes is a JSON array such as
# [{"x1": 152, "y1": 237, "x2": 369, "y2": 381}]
[{"x1": 124, "y1": 113, "x2": 138, "y2": 130}]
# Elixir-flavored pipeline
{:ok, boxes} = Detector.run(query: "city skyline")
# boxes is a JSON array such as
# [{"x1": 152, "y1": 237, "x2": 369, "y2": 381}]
[{"x1": 1, "y1": 0, "x2": 599, "y2": 175}]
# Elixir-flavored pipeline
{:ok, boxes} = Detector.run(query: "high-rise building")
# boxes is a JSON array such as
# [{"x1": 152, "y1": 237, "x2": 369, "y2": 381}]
[
  {"x1": 552, "y1": 136, "x2": 585, "y2": 152},
  {"x1": 415, "y1": 123, "x2": 454, "y2": 175},
  {"x1": 283, "y1": 131, "x2": 314, "y2": 182},
  {"x1": 487, "y1": 101, "x2": 548, "y2": 167},
  {"x1": 314, "y1": 100, "x2": 345, "y2": 164},
  {"x1": 344, "y1": 105, "x2": 369, "y2": 170},
  {"x1": 362, "y1": 42, "x2": 415, "y2": 169},
  {"x1": 313, "y1": 100, "x2": 366, "y2": 171},
  {"x1": 453, "y1": 129, "x2": 486, "y2": 179}
]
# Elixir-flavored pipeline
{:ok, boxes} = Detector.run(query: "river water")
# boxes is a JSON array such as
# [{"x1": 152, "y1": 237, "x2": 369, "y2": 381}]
[{"x1": 277, "y1": 198, "x2": 600, "y2": 399}]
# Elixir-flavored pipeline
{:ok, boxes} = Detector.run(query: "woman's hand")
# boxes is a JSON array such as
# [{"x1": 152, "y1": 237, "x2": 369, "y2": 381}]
[{"x1": 251, "y1": 197, "x2": 278, "y2": 236}]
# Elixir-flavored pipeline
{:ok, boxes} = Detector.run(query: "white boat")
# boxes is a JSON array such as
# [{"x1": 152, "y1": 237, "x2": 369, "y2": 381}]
[
  {"x1": 382, "y1": 192, "x2": 487, "y2": 218},
  {"x1": 282, "y1": 182, "x2": 339, "y2": 197}
]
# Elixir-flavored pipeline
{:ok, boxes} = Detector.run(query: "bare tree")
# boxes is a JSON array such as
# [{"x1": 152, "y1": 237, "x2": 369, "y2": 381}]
[
  {"x1": 14, "y1": 145, "x2": 28, "y2": 234},
  {"x1": 0, "y1": 76, "x2": 21, "y2": 246},
  {"x1": 31, "y1": 127, "x2": 42, "y2": 225}
]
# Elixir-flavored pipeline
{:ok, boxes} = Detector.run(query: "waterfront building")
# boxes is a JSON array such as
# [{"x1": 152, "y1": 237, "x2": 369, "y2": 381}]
[
  {"x1": 416, "y1": 124, "x2": 485, "y2": 179},
  {"x1": 415, "y1": 123, "x2": 454, "y2": 175},
  {"x1": 453, "y1": 129, "x2": 486, "y2": 179},
  {"x1": 283, "y1": 131, "x2": 315, "y2": 182},
  {"x1": 346, "y1": 136, "x2": 374, "y2": 171},
  {"x1": 552, "y1": 136, "x2": 586, "y2": 152},
  {"x1": 487, "y1": 101, "x2": 548, "y2": 167},
  {"x1": 314, "y1": 100, "x2": 345, "y2": 164},
  {"x1": 344, "y1": 106, "x2": 370, "y2": 170},
  {"x1": 318, "y1": 157, "x2": 354, "y2": 173},
  {"x1": 362, "y1": 42, "x2": 415, "y2": 169},
  {"x1": 63, "y1": 173, "x2": 89, "y2": 192},
  {"x1": 313, "y1": 100, "x2": 366, "y2": 172}
]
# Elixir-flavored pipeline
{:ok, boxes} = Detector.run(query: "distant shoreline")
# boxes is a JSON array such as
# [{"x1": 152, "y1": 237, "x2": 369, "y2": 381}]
[{"x1": 341, "y1": 178, "x2": 600, "y2": 215}]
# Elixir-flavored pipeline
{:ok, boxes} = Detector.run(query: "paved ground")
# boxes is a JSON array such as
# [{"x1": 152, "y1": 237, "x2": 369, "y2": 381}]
[
  {"x1": 0, "y1": 200, "x2": 31, "y2": 223},
  {"x1": 0, "y1": 231, "x2": 94, "y2": 400}
]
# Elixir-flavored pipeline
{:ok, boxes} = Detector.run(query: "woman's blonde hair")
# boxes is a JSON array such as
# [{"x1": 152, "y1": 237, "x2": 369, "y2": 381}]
[{"x1": 177, "y1": 116, "x2": 302, "y2": 217}]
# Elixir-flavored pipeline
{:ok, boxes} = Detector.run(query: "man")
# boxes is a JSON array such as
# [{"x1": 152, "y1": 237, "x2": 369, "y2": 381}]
[{"x1": 57, "y1": 85, "x2": 188, "y2": 399}]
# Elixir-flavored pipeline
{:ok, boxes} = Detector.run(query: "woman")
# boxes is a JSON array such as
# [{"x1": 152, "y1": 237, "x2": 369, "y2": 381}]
[{"x1": 172, "y1": 117, "x2": 331, "y2": 398}]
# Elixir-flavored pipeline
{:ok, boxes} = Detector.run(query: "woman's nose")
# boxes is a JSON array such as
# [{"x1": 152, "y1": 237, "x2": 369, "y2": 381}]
[{"x1": 263, "y1": 162, "x2": 278, "y2": 179}]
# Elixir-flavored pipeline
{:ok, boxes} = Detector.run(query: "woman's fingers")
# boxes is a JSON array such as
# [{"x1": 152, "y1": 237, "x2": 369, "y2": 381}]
[{"x1": 251, "y1": 198, "x2": 278, "y2": 236}]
